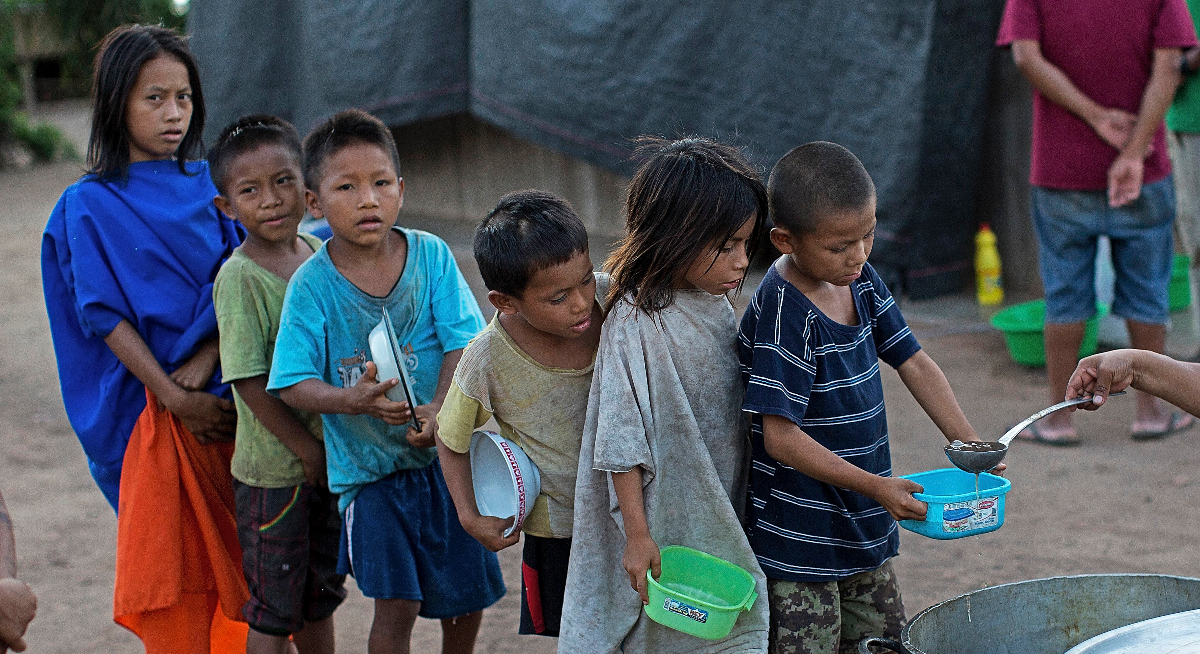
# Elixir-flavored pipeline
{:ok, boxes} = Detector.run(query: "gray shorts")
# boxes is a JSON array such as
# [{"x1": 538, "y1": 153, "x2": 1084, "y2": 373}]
[{"x1": 767, "y1": 559, "x2": 905, "y2": 654}]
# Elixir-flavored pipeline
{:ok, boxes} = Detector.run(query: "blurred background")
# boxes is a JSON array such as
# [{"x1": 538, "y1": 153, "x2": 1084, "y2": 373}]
[{"x1": 0, "y1": 0, "x2": 1042, "y2": 301}]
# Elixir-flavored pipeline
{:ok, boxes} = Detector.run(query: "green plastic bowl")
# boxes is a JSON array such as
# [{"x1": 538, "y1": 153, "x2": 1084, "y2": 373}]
[
  {"x1": 644, "y1": 546, "x2": 758, "y2": 640},
  {"x1": 990, "y1": 300, "x2": 1108, "y2": 367},
  {"x1": 1169, "y1": 254, "x2": 1191, "y2": 313}
]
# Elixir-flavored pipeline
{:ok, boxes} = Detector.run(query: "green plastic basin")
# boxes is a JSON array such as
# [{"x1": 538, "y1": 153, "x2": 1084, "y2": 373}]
[
  {"x1": 644, "y1": 546, "x2": 758, "y2": 640},
  {"x1": 1169, "y1": 254, "x2": 1190, "y2": 313},
  {"x1": 990, "y1": 300, "x2": 1108, "y2": 367}
]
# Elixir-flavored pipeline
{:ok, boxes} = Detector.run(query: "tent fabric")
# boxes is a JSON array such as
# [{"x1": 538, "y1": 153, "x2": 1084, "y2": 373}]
[{"x1": 190, "y1": 0, "x2": 1003, "y2": 298}]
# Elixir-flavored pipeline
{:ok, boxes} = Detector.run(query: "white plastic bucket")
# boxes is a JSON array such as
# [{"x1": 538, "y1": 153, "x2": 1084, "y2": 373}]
[{"x1": 469, "y1": 430, "x2": 541, "y2": 537}]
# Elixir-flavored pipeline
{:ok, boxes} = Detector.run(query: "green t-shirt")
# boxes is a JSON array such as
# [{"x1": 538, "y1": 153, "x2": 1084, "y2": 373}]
[
  {"x1": 214, "y1": 234, "x2": 325, "y2": 487},
  {"x1": 1168, "y1": 0, "x2": 1200, "y2": 132}
]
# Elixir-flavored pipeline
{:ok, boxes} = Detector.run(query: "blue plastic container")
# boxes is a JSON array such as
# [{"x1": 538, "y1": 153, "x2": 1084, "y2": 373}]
[{"x1": 899, "y1": 468, "x2": 1011, "y2": 540}]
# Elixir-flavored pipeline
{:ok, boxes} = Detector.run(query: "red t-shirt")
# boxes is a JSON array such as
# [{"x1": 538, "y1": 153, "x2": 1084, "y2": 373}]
[{"x1": 997, "y1": 0, "x2": 1198, "y2": 190}]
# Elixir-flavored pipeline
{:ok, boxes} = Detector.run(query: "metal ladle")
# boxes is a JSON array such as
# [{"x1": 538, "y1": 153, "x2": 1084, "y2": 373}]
[{"x1": 943, "y1": 391, "x2": 1127, "y2": 473}]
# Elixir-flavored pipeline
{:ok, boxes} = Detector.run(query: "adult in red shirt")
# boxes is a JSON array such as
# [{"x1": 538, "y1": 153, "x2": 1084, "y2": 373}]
[{"x1": 998, "y1": 0, "x2": 1198, "y2": 444}]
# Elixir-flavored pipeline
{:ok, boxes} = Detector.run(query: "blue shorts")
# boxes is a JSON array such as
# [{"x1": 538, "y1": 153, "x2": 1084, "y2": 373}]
[
  {"x1": 1031, "y1": 177, "x2": 1175, "y2": 325},
  {"x1": 338, "y1": 461, "x2": 506, "y2": 618}
]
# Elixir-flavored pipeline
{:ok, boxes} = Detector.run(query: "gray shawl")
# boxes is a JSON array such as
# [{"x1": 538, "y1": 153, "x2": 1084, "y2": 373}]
[{"x1": 558, "y1": 290, "x2": 769, "y2": 654}]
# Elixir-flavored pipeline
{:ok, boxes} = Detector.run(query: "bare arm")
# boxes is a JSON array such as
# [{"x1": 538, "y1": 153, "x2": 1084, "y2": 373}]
[
  {"x1": 612, "y1": 468, "x2": 660, "y2": 605},
  {"x1": 168, "y1": 337, "x2": 220, "y2": 391},
  {"x1": 103, "y1": 320, "x2": 235, "y2": 443},
  {"x1": 1067, "y1": 349, "x2": 1200, "y2": 416},
  {"x1": 1107, "y1": 47, "x2": 1185, "y2": 206},
  {"x1": 435, "y1": 440, "x2": 519, "y2": 552},
  {"x1": 405, "y1": 348, "x2": 464, "y2": 448},
  {"x1": 895, "y1": 350, "x2": 980, "y2": 443},
  {"x1": 762, "y1": 414, "x2": 926, "y2": 521},
  {"x1": 0, "y1": 490, "x2": 36, "y2": 653},
  {"x1": 232, "y1": 375, "x2": 327, "y2": 487},
  {"x1": 277, "y1": 362, "x2": 410, "y2": 424},
  {"x1": 1012, "y1": 40, "x2": 1139, "y2": 150}
]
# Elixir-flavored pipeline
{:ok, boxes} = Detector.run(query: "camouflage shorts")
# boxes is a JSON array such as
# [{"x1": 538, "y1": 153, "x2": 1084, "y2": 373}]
[{"x1": 767, "y1": 559, "x2": 906, "y2": 654}]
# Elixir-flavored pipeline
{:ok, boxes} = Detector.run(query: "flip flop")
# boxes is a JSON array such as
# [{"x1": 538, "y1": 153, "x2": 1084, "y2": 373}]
[
  {"x1": 1130, "y1": 410, "x2": 1196, "y2": 441},
  {"x1": 1014, "y1": 421, "x2": 1081, "y2": 447}
]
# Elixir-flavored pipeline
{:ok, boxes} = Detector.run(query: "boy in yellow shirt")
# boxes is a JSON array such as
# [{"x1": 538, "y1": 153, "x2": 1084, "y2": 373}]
[{"x1": 437, "y1": 190, "x2": 606, "y2": 637}]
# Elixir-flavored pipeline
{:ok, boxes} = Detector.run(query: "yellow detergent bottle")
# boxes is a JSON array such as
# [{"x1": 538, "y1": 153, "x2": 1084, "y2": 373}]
[{"x1": 975, "y1": 223, "x2": 1004, "y2": 306}]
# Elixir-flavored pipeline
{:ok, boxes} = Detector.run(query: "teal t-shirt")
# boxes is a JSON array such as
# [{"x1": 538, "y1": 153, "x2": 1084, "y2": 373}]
[
  {"x1": 268, "y1": 227, "x2": 486, "y2": 510},
  {"x1": 1168, "y1": 0, "x2": 1200, "y2": 132}
]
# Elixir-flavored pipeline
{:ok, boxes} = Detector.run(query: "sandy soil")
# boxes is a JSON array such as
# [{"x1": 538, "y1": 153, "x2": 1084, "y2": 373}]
[{"x1": 2, "y1": 156, "x2": 1197, "y2": 654}]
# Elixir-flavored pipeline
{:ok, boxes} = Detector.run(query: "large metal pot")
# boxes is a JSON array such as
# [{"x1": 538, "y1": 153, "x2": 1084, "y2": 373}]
[{"x1": 858, "y1": 574, "x2": 1200, "y2": 654}]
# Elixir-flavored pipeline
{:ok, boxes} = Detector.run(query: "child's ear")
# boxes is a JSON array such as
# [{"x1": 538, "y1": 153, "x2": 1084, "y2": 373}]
[
  {"x1": 305, "y1": 189, "x2": 324, "y2": 219},
  {"x1": 396, "y1": 177, "x2": 405, "y2": 211},
  {"x1": 770, "y1": 226, "x2": 797, "y2": 254},
  {"x1": 213, "y1": 194, "x2": 233, "y2": 219},
  {"x1": 487, "y1": 290, "x2": 520, "y2": 315}
]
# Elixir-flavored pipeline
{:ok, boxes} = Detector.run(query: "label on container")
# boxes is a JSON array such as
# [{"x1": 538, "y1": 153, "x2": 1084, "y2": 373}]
[
  {"x1": 942, "y1": 498, "x2": 998, "y2": 532},
  {"x1": 664, "y1": 597, "x2": 708, "y2": 623}
]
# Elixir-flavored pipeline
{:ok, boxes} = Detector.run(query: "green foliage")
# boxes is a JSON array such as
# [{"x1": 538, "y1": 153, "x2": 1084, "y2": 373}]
[
  {"x1": 10, "y1": 111, "x2": 76, "y2": 161},
  {"x1": 43, "y1": 0, "x2": 187, "y2": 57},
  {"x1": 0, "y1": 2, "x2": 24, "y2": 145}
]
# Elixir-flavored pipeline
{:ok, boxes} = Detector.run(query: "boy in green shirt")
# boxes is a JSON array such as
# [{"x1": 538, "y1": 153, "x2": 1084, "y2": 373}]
[
  {"x1": 436, "y1": 190, "x2": 607, "y2": 637},
  {"x1": 211, "y1": 115, "x2": 344, "y2": 654}
]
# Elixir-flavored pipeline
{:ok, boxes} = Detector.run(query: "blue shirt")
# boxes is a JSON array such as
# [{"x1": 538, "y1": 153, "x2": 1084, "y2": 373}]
[
  {"x1": 738, "y1": 262, "x2": 921, "y2": 581},
  {"x1": 41, "y1": 160, "x2": 242, "y2": 510},
  {"x1": 268, "y1": 227, "x2": 485, "y2": 510}
]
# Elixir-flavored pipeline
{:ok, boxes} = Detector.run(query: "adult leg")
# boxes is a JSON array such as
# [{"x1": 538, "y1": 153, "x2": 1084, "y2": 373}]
[
  {"x1": 369, "y1": 598, "x2": 420, "y2": 654},
  {"x1": 1026, "y1": 186, "x2": 1103, "y2": 443},
  {"x1": 292, "y1": 616, "x2": 335, "y2": 654},
  {"x1": 440, "y1": 610, "x2": 484, "y2": 654}
]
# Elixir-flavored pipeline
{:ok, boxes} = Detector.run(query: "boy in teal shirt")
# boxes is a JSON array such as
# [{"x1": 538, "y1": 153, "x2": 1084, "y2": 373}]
[{"x1": 268, "y1": 109, "x2": 504, "y2": 654}]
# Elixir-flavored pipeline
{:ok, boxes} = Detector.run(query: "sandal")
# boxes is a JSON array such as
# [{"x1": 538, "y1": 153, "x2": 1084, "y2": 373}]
[
  {"x1": 1130, "y1": 410, "x2": 1196, "y2": 441},
  {"x1": 1014, "y1": 421, "x2": 1081, "y2": 447}
]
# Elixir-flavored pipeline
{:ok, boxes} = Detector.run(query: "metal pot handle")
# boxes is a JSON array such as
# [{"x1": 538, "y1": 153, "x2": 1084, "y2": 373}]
[{"x1": 858, "y1": 637, "x2": 908, "y2": 653}]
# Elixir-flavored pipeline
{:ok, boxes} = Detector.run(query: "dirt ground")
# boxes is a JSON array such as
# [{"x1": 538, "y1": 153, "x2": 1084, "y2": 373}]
[{"x1": 2, "y1": 139, "x2": 1197, "y2": 652}]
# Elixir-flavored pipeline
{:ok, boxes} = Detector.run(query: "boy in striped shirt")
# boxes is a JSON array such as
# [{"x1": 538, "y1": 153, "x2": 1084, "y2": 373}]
[{"x1": 737, "y1": 142, "x2": 985, "y2": 654}]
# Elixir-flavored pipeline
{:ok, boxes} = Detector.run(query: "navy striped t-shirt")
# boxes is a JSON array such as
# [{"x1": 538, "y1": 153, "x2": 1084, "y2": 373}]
[{"x1": 738, "y1": 261, "x2": 921, "y2": 582}]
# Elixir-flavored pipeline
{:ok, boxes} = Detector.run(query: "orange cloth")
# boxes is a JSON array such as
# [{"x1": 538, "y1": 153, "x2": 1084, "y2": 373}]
[{"x1": 114, "y1": 390, "x2": 249, "y2": 653}]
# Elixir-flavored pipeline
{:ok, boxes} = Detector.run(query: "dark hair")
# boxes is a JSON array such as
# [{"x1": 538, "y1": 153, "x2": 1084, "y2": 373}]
[
  {"x1": 207, "y1": 115, "x2": 303, "y2": 195},
  {"x1": 768, "y1": 141, "x2": 876, "y2": 234},
  {"x1": 605, "y1": 136, "x2": 767, "y2": 314},
  {"x1": 302, "y1": 108, "x2": 401, "y2": 190},
  {"x1": 474, "y1": 190, "x2": 589, "y2": 298},
  {"x1": 88, "y1": 24, "x2": 206, "y2": 180}
]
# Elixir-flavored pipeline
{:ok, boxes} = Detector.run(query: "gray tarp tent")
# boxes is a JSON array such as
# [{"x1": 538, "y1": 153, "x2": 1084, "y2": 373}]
[{"x1": 190, "y1": 0, "x2": 1003, "y2": 298}]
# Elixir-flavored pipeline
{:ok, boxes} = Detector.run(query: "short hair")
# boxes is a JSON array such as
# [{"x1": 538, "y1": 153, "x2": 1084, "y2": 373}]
[
  {"x1": 302, "y1": 109, "x2": 401, "y2": 190},
  {"x1": 474, "y1": 190, "x2": 589, "y2": 298},
  {"x1": 768, "y1": 141, "x2": 876, "y2": 234},
  {"x1": 207, "y1": 115, "x2": 302, "y2": 195},
  {"x1": 605, "y1": 136, "x2": 768, "y2": 313},
  {"x1": 88, "y1": 24, "x2": 206, "y2": 180}
]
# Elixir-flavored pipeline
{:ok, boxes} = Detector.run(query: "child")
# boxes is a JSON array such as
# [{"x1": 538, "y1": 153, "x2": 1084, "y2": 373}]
[
  {"x1": 210, "y1": 115, "x2": 346, "y2": 654},
  {"x1": 267, "y1": 109, "x2": 505, "y2": 654},
  {"x1": 40, "y1": 24, "x2": 248, "y2": 652},
  {"x1": 738, "y1": 142, "x2": 983, "y2": 654},
  {"x1": 558, "y1": 137, "x2": 771, "y2": 654},
  {"x1": 436, "y1": 190, "x2": 607, "y2": 638}
]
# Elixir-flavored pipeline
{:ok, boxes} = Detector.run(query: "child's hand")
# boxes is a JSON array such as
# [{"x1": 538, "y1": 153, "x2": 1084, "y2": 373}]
[
  {"x1": 461, "y1": 513, "x2": 520, "y2": 552},
  {"x1": 169, "y1": 341, "x2": 220, "y2": 391},
  {"x1": 622, "y1": 533, "x2": 661, "y2": 605},
  {"x1": 405, "y1": 404, "x2": 439, "y2": 448},
  {"x1": 297, "y1": 441, "x2": 328, "y2": 489},
  {"x1": 163, "y1": 390, "x2": 236, "y2": 444},
  {"x1": 872, "y1": 476, "x2": 927, "y2": 522},
  {"x1": 0, "y1": 578, "x2": 36, "y2": 653},
  {"x1": 348, "y1": 362, "x2": 412, "y2": 425}
]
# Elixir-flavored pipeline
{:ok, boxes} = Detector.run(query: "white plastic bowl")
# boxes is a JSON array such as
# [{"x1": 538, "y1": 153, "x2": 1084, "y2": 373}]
[
  {"x1": 367, "y1": 311, "x2": 418, "y2": 407},
  {"x1": 470, "y1": 430, "x2": 541, "y2": 537}
]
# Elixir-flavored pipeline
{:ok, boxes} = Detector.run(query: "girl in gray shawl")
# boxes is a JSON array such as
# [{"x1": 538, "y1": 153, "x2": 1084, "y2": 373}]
[{"x1": 558, "y1": 137, "x2": 771, "y2": 654}]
